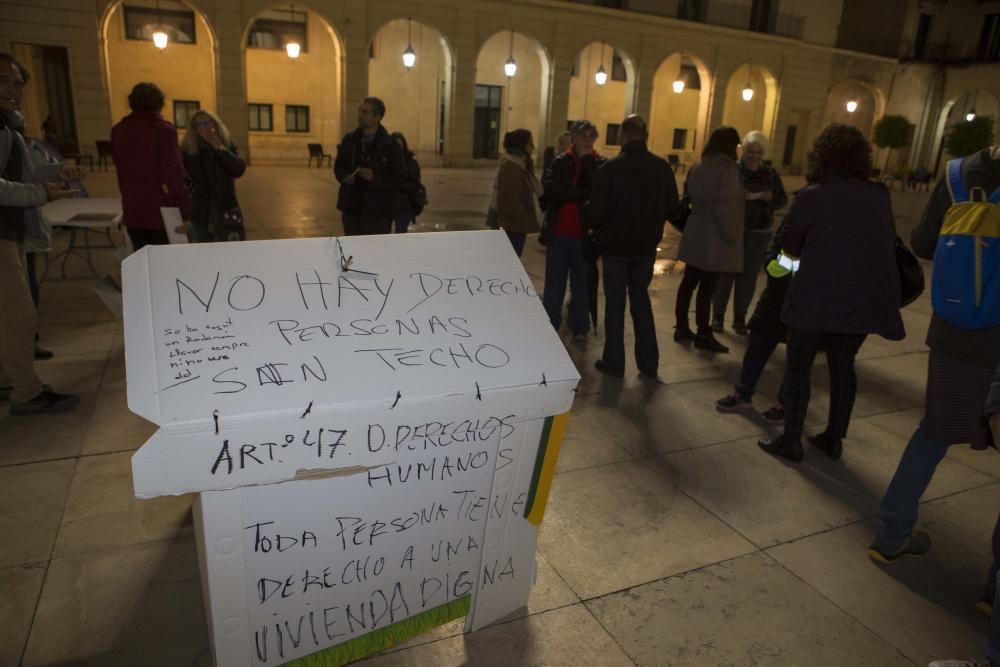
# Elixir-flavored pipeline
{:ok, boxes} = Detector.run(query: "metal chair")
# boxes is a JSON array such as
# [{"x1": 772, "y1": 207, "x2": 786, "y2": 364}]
[
  {"x1": 307, "y1": 143, "x2": 332, "y2": 168},
  {"x1": 96, "y1": 140, "x2": 113, "y2": 171}
]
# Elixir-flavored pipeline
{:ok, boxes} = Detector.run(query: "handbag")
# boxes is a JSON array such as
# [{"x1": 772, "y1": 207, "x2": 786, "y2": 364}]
[
  {"x1": 895, "y1": 236, "x2": 924, "y2": 307},
  {"x1": 221, "y1": 206, "x2": 244, "y2": 227},
  {"x1": 670, "y1": 194, "x2": 691, "y2": 232}
]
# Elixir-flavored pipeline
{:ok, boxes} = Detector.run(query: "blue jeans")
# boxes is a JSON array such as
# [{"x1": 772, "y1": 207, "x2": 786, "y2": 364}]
[
  {"x1": 874, "y1": 421, "x2": 947, "y2": 552},
  {"x1": 543, "y1": 235, "x2": 589, "y2": 334}
]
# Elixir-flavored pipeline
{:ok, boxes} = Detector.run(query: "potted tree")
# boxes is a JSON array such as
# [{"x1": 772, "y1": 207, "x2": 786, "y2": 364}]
[
  {"x1": 872, "y1": 115, "x2": 913, "y2": 185},
  {"x1": 945, "y1": 115, "x2": 995, "y2": 158}
]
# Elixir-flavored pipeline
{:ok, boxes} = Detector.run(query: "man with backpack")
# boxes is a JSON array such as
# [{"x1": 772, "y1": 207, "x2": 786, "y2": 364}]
[{"x1": 869, "y1": 145, "x2": 1000, "y2": 617}]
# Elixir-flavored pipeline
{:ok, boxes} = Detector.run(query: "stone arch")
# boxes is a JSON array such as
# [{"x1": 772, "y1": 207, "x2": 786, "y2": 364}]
[
  {"x1": 648, "y1": 51, "x2": 713, "y2": 166},
  {"x1": 241, "y1": 3, "x2": 344, "y2": 164},
  {"x1": 721, "y1": 62, "x2": 780, "y2": 142},
  {"x1": 930, "y1": 88, "x2": 1000, "y2": 174},
  {"x1": 473, "y1": 29, "x2": 552, "y2": 160},
  {"x1": 566, "y1": 40, "x2": 638, "y2": 154},
  {"x1": 99, "y1": 0, "x2": 219, "y2": 135},
  {"x1": 822, "y1": 78, "x2": 886, "y2": 137},
  {"x1": 367, "y1": 17, "x2": 455, "y2": 162}
]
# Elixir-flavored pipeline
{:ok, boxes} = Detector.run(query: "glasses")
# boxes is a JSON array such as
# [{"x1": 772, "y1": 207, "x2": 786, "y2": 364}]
[{"x1": 194, "y1": 120, "x2": 215, "y2": 128}]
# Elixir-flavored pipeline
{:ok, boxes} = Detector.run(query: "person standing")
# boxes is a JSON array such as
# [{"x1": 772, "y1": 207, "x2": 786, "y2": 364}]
[
  {"x1": 585, "y1": 115, "x2": 680, "y2": 378},
  {"x1": 712, "y1": 131, "x2": 787, "y2": 334},
  {"x1": 181, "y1": 110, "x2": 246, "y2": 243},
  {"x1": 334, "y1": 97, "x2": 405, "y2": 236},
  {"x1": 758, "y1": 124, "x2": 903, "y2": 463},
  {"x1": 493, "y1": 129, "x2": 542, "y2": 257},
  {"x1": 869, "y1": 145, "x2": 1000, "y2": 573},
  {"x1": 111, "y1": 82, "x2": 192, "y2": 250},
  {"x1": 0, "y1": 52, "x2": 81, "y2": 415},
  {"x1": 390, "y1": 132, "x2": 423, "y2": 234},
  {"x1": 541, "y1": 120, "x2": 606, "y2": 340},
  {"x1": 673, "y1": 126, "x2": 745, "y2": 353}
]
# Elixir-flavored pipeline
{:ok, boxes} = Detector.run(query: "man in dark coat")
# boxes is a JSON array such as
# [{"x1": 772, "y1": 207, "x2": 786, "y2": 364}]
[
  {"x1": 584, "y1": 115, "x2": 680, "y2": 378},
  {"x1": 334, "y1": 97, "x2": 406, "y2": 236},
  {"x1": 870, "y1": 146, "x2": 1000, "y2": 604},
  {"x1": 111, "y1": 82, "x2": 192, "y2": 250}
]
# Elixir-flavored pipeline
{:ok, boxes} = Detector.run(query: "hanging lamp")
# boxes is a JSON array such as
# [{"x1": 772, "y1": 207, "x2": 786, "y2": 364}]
[
  {"x1": 966, "y1": 90, "x2": 978, "y2": 122},
  {"x1": 741, "y1": 64, "x2": 754, "y2": 102},
  {"x1": 504, "y1": 30, "x2": 517, "y2": 78},
  {"x1": 402, "y1": 18, "x2": 416, "y2": 69},
  {"x1": 152, "y1": 0, "x2": 168, "y2": 50},
  {"x1": 285, "y1": 5, "x2": 301, "y2": 59},
  {"x1": 594, "y1": 43, "x2": 608, "y2": 86}
]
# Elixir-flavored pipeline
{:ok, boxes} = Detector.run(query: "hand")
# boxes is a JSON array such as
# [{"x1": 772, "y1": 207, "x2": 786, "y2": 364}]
[
  {"x1": 991, "y1": 414, "x2": 999, "y2": 450},
  {"x1": 357, "y1": 167, "x2": 374, "y2": 182},
  {"x1": 760, "y1": 191, "x2": 774, "y2": 203},
  {"x1": 47, "y1": 185, "x2": 80, "y2": 200},
  {"x1": 175, "y1": 222, "x2": 191, "y2": 235},
  {"x1": 198, "y1": 126, "x2": 224, "y2": 150},
  {"x1": 57, "y1": 165, "x2": 85, "y2": 182}
]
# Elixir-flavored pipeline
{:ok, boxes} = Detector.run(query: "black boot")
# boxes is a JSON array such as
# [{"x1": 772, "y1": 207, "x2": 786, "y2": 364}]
[
  {"x1": 694, "y1": 332, "x2": 729, "y2": 353},
  {"x1": 674, "y1": 324, "x2": 696, "y2": 343},
  {"x1": 808, "y1": 432, "x2": 843, "y2": 460},
  {"x1": 732, "y1": 316, "x2": 748, "y2": 336},
  {"x1": 758, "y1": 434, "x2": 804, "y2": 462},
  {"x1": 710, "y1": 313, "x2": 724, "y2": 332}
]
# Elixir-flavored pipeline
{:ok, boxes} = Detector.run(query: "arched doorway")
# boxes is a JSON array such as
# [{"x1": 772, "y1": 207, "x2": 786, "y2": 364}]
[
  {"x1": 473, "y1": 30, "x2": 550, "y2": 160},
  {"x1": 721, "y1": 63, "x2": 779, "y2": 141},
  {"x1": 931, "y1": 89, "x2": 1000, "y2": 174},
  {"x1": 368, "y1": 18, "x2": 453, "y2": 163},
  {"x1": 567, "y1": 41, "x2": 637, "y2": 155},
  {"x1": 648, "y1": 52, "x2": 711, "y2": 168},
  {"x1": 823, "y1": 78, "x2": 884, "y2": 137},
  {"x1": 243, "y1": 5, "x2": 343, "y2": 164},
  {"x1": 101, "y1": 0, "x2": 218, "y2": 137}
]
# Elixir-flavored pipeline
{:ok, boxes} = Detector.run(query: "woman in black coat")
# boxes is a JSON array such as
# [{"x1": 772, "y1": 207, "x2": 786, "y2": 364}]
[
  {"x1": 758, "y1": 124, "x2": 903, "y2": 463},
  {"x1": 181, "y1": 110, "x2": 246, "y2": 242},
  {"x1": 391, "y1": 132, "x2": 423, "y2": 234}
]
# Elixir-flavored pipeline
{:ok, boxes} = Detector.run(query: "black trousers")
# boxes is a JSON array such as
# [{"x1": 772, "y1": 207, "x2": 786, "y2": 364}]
[
  {"x1": 601, "y1": 255, "x2": 657, "y2": 375},
  {"x1": 675, "y1": 265, "x2": 720, "y2": 334},
  {"x1": 342, "y1": 212, "x2": 392, "y2": 236},
  {"x1": 783, "y1": 328, "x2": 867, "y2": 441},
  {"x1": 127, "y1": 228, "x2": 170, "y2": 251}
]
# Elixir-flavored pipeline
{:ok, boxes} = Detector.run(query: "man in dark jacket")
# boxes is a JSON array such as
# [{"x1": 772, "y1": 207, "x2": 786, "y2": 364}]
[
  {"x1": 334, "y1": 97, "x2": 406, "y2": 236},
  {"x1": 871, "y1": 146, "x2": 1000, "y2": 576},
  {"x1": 111, "y1": 82, "x2": 192, "y2": 250},
  {"x1": 541, "y1": 120, "x2": 606, "y2": 339},
  {"x1": 584, "y1": 115, "x2": 680, "y2": 378}
]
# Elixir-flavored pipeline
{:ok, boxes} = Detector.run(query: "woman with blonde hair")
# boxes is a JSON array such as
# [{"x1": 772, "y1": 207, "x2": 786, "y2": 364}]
[
  {"x1": 181, "y1": 110, "x2": 246, "y2": 242},
  {"x1": 712, "y1": 130, "x2": 788, "y2": 334}
]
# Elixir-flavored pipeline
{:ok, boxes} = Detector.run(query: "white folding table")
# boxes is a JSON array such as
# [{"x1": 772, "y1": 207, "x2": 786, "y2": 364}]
[{"x1": 41, "y1": 198, "x2": 122, "y2": 280}]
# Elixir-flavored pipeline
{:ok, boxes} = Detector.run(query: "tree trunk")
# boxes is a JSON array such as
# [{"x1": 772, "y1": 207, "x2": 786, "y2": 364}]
[{"x1": 882, "y1": 148, "x2": 893, "y2": 180}]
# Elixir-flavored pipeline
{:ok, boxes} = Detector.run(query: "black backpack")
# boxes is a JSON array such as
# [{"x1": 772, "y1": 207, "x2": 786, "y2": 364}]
[{"x1": 410, "y1": 183, "x2": 428, "y2": 216}]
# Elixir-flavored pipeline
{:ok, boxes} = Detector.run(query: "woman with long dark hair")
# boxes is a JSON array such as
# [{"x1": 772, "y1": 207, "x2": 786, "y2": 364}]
[
  {"x1": 674, "y1": 126, "x2": 745, "y2": 353},
  {"x1": 758, "y1": 124, "x2": 903, "y2": 462}
]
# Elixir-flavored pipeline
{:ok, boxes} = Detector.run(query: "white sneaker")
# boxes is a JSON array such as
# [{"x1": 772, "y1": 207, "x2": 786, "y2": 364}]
[{"x1": 928, "y1": 660, "x2": 989, "y2": 667}]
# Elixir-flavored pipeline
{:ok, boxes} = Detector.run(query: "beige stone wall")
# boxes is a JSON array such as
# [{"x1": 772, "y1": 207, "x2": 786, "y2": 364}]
[
  {"x1": 647, "y1": 54, "x2": 701, "y2": 165},
  {"x1": 104, "y1": 3, "x2": 217, "y2": 136},
  {"x1": 4, "y1": 0, "x2": 998, "y2": 172},
  {"x1": 245, "y1": 9, "x2": 342, "y2": 165},
  {"x1": 566, "y1": 42, "x2": 631, "y2": 155},
  {"x1": 368, "y1": 19, "x2": 447, "y2": 163},
  {"x1": 720, "y1": 64, "x2": 776, "y2": 140},
  {"x1": 475, "y1": 31, "x2": 547, "y2": 154}
]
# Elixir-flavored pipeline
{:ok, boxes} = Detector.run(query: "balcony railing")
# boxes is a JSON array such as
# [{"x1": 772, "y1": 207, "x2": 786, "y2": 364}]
[
  {"x1": 901, "y1": 40, "x2": 998, "y2": 65},
  {"x1": 570, "y1": 0, "x2": 806, "y2": 40}
]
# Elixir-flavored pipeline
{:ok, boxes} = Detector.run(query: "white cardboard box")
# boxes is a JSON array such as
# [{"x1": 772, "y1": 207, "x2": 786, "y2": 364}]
[{"x1": 124, "y1": 231, "x2": 579, "y2": 665}]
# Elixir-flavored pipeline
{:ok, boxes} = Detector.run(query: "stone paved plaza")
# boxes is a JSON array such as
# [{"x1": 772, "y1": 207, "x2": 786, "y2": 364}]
[{"x1": 2, "y1": 165, "x2": 998, "y2": 666}]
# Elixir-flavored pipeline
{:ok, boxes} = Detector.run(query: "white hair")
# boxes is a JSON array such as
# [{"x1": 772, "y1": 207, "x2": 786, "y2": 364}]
[{"x1": 743, "y1": 131, "x2": 769, "y2": 154}]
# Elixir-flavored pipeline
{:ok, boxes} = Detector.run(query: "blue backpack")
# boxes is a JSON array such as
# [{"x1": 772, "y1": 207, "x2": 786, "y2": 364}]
[{"x1": 931, "y1": 158, "x2": 1000, "y2": 330}]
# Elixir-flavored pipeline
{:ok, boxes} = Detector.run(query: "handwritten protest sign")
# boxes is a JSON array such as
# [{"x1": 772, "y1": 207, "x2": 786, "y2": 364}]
[{"x1": 124, "y1": 231, "x2": 579, "y2": 665}]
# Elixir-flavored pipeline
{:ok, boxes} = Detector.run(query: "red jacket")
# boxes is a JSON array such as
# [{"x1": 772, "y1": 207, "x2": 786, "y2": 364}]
[{"x1": 111, "y1": 111, "x2": 192, "y2": 230}]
